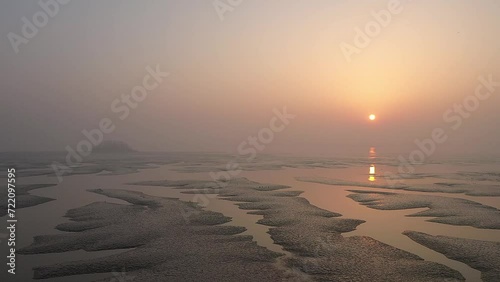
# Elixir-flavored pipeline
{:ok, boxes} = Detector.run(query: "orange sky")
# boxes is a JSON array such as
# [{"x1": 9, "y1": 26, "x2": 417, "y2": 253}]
[{"x1": 1, "y1": 0, "x2": 499, "y2": 157}]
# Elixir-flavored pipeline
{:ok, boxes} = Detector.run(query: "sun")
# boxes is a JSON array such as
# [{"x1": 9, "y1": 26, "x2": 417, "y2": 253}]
[{"x1": 369, "y1": 114, "x2": 376, "y2": 121}]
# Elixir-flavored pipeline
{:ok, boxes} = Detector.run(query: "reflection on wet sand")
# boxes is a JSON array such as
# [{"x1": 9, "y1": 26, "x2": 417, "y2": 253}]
[
  {"x1": 369, "y1": 147, "x2": 376, "y2": 181},
  {"x1": 369, "y1": 164, "x2": 376, "y2": 182}
]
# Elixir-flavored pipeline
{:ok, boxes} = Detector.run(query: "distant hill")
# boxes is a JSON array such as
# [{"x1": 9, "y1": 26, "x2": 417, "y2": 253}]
[{"x1": 93, "y1": 141, "x2": 136, "y2": 153}]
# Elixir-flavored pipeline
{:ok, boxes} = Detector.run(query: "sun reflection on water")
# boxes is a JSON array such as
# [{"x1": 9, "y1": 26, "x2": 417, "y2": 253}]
[{"x1": 369, "y1": 147, "x2": 376, "y2": 181}]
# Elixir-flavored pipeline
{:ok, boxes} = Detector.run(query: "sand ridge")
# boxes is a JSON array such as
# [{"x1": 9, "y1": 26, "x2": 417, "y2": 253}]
[
  {"x1": 131, "y1": 177, "x2": 465, "y2": 281},
  {"x1": 19, "y1": 188, "x2": 290, "y2": 281},
  {"x1": 0, "y1": 184, "x2": 56, "y2": 217},
  {"x1": 404, "y1": 231, "x2": 500, "y2": 282},
  {"x1": 347, "y1": 190, "x2": 500, "y2": 229},
  {"x1": 297, "y1": 176, "x2": 500, "y2": 196}
]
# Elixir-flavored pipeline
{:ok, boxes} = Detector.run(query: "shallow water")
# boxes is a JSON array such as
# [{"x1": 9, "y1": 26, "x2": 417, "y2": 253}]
[
  {"x1": 242, "y1": 166, "x2": 500, "y2": 282},
  {"x1": 1, "y1": 159, "x2": 499, "y2": 281}
]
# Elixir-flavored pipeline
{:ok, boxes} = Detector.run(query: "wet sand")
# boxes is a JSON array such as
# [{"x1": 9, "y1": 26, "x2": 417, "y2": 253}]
[{"x1": 3, "y1": 160, "x2": 499, "y2": 281}]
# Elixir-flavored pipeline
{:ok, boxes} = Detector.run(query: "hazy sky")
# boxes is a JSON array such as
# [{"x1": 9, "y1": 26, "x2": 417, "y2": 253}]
[{"x1": 1, "y1": 0, "x2": 499, "y2": 157}]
